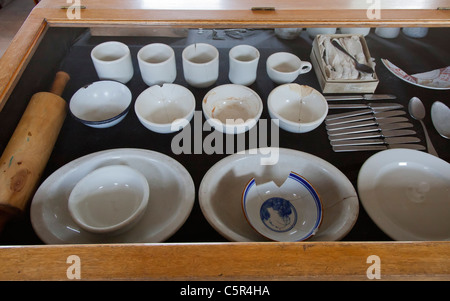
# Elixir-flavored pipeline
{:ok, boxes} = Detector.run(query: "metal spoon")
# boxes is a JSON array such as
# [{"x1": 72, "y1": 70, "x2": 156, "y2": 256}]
[
  {"x1": 331, "y1": 39, "x2": 374, "y2": 74},
  {"x1": 408, "y1": 97, "x2": 438, "y2": 157},
  {"x1": 431, "y1": 101, "x2": 450, "y2": 139}
]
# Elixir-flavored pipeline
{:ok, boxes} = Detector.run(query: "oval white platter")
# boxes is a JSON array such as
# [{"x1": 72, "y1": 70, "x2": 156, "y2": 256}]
[
  {"x1": 30, "y1": 148, "x2": 195, "y2": 244},
  {"x1": 199, "y1": 147, "x2": 359, "y2": 242},
  {"x1": 358, "y1": 149, "x2": 450, "y2": 241}
]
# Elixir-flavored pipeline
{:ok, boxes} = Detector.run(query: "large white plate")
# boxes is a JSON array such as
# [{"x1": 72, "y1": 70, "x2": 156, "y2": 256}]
[
  {"x1": 31, "y1": 148, "x2": 195, "y2": 244},
  {"x1": 199, "y1": 147, "x2": 359, "y2": 242},
  {"x1": 358, "y1": 149, "x2": 450, "y2": 241}
]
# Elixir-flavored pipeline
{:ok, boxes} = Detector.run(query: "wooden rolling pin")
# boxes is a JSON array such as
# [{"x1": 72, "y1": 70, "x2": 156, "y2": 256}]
[{"x1": 0, "y1": 71, "x2": 70, "y2": 232}]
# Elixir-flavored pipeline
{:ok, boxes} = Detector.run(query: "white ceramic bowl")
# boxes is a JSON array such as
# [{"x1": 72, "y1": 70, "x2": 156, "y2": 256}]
[
  {"x1": 68, "y1": 165, "x2": 149, "y2": 235},
  {"x1": 69, "y1": 81, "x2": 132, "y2": 128},
  {"x1": 268, "y1": 84, "x2": 328, "y2": 133},
  {"x1": 242, "y1": 172, "x2": 323, "y2": 242},
  {"x1": 135, "y1": 84, "x2": 195, "y2": 133},
  {"x1": 199, "y1": 147, "x2": 359, "y2": 242},
  {"x1": 202, "y1": 84, "x2": 263, "y2": 135}
]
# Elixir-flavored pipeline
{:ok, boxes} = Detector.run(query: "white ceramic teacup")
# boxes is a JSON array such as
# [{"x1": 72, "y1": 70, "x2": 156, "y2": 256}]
[
  {"x1": 306, "y1": 28, "x2": 337, "y2": 38},
  {"x1": 182, "y1": 43, "x2": 219, "y2": 88},
  {"x1": 228, "y1": 45, "x2": 260, "y2": 86},
  {"x1": 375, "y1": 27, "x2": 401, "y2": 39},
  {"x1": 266, "y1": 52, "x2": 312, "y2": 84},
  {"x1": 91, "y1": 41, "x2": 134, "y2": 84},
  {"x1": 137, "y1": 43, "x2": 177, "y2": 86}
]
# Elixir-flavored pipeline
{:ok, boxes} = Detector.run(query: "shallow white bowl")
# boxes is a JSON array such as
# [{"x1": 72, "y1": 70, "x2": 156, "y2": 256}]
[
  {"x1": 358, "y1": 149, "x2": 450, "y2": 241},
  {"x1": 69, "y1": 81, "x2": 132, "y2": 128},
  {"x1": 199, "y1": 147, "x2": 359, "y2": 242},
  {"x1": 135, "y1": 84, "x2": 195, "y2": 133},
  {"x1": 202, "y1": 84, "x2": 263, "y2": 135},
  {"x1": 30, "y1": 148, "x2": 195, "y2": 244},
  {"x1": 268, "y1": 84, "x2": 328, "y2": 133},
  {"x1": 242, "y1": 171, "x2": 323, "y2": 242},
  {"x1": 68, "y1": 165, "x2": 149, "y2": 235}
]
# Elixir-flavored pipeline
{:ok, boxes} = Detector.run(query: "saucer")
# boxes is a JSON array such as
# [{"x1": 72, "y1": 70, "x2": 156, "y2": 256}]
[
  {"x1": 30, "y1": 148, "x2": 195, "y2": 244},
  {"x1": 358, "y1": 149, "x2": 450, "y2": 241}
]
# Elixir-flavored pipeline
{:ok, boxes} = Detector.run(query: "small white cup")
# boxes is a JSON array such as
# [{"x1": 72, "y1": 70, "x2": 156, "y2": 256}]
[
  {"x1": 402, "y1": 27, "x2": 429, "y2": 38},
  {"x1": 339, "y1": 28, "x2": 371, "y2": 36},
  {"x1": 137, "y1": 43, "x2": 177, "y2": 86},
  {"x1": 375, "y1": 27, "x2": 401, "y2": 39},
  {"x1": 266, "y1": 52, "x2": 312, "y2": 84},
  {"x1": 182, "y1": 43, "x2": 219, "y2": 88},
  {"x1": 306, "y1": 28, "x2": 337, "y2": 38},
  {"x1": 228, "y1": 45, "x2": 260, "y2": 86},
  {"x1": 91, "y1": 41, "x2": 134, "y2": 84}
]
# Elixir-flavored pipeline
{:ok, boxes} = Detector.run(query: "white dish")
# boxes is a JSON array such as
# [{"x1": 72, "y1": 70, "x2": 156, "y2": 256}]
[
  {"x1": 202, "y1": 84, "x2": 263, "y2": 135},
  {"x1": 31, "y1": 148, "x2": 195, "y2": 244},
  {"x1": 69, "y1": 81, "x2": 132, "y2": 128},
  {"x1": 135, "y1": 84, "x2": 195, "y2": 133},
  {"x1": 242, "y1": 172, "x2": 323, "y2": 242},
  {"x1": 268, "y1": 84, "x2": 328, "y2": 133},
  {"x1": 199, "y1": 147, "x2": 359, "y2": 242},
  {"x1": 358, "y1": 149, "x2": 450, "y2": 241}
]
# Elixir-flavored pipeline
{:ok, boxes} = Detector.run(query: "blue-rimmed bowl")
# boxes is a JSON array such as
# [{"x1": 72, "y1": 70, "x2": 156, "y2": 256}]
[
  {"x1": 69, "y1": 81, "x2": 132, "y2": 128},
  {"x1": 242, "y1": 171, "x2": 323, "y2": 242}
]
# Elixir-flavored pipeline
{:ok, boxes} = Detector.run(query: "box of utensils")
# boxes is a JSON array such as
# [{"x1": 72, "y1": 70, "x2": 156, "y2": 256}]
[{"x1": 310, "y1": 34, "x2": 379, "y2": 94}]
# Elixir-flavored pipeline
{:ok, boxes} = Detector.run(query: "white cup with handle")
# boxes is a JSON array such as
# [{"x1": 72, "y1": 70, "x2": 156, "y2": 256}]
[
  {"x1": 138, "y1": 43, "x2": 177, "y2": 86},
  {"x1": 228, "y1": 45, "x2": 260, "y2": 86},
  {"x1": 91, "y1": 41, "x2": 134, "y2": 84},
  {"x1": 266, "y1": 52, "x2": 312, "y2": 84},
  {"x1": 182, "y1": 43, "x2": 219, "y2": 88}
]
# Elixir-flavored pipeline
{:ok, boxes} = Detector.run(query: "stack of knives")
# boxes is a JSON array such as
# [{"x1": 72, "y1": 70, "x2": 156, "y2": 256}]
[{"x1": 324, "y1": 94, "x2": 425, "y2": 152}]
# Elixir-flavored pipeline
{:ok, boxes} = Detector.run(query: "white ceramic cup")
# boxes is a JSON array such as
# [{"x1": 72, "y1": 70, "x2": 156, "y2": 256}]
[
  {"x1": 266, "y1": 52, "x2": 312, "y2": 84},
  {"x1": 306, "y1": 28, "x2": 337, "y2": 38},
  {"x1": 402, "y1": 27, "x2": 429, "y2": 38},
  {"x1": 137, "y1": 43, "x2": 177, "y2": 86},
  {"x1": 228, "y1": 45, "x2": 260, "y2": 86},
  {"x1": 182, "y1": 43, "x2": 219, "y2": 88},
  {"x1": 339, "y1": 28, "x2": 371, "y2": 36},
  {"x1": 91, "y1": 41, "x2": 134, "y2": 84},
  {"x1": 375, "y1": 27, "x2": 401, "y2": 39}
]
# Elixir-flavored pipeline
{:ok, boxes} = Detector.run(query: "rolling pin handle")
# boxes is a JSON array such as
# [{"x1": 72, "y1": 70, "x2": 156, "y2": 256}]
[{"x1": 49, "y1": 71, "x2": 70, "y2": 96}]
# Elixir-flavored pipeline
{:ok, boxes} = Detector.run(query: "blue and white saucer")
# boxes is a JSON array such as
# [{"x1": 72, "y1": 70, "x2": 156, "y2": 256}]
[{"x1": 242, "y1": 172, "x2": 323, "y2": 242}]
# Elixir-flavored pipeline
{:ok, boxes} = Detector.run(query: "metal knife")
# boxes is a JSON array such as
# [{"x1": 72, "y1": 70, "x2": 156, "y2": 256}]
[
  {"x1": 326, "y1": 116, "x2": 409, "y2": 131},
  {"x1": 332, "y1": 143, "x2": 426, "y2": 152},
  {"x1": 328, "y1": 103, "x2": 404, "y2": 110},
  {"x1": 327, "y1": 122, "x2": 414, "y2": 136},
  {"x1": 328, "y1": 129, "x2": 417, "y2": 141},
  {"x1": 325, "y1": 110, "x2": 406, "y2": 125},
  {"x1": 325, "y1": 94, "x2": 397, "y2": 101},
  {"x1": 330, "y1": 136, "x2": 421, "y2": 146},
  {"x1": 326, "y1": 107, "x2": 404, "y2": 120}
]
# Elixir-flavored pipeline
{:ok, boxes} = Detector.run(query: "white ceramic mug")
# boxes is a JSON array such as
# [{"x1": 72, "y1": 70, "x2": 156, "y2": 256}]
[
  {"x1": 228, "y1": 45, "x2": 260, "y2": 86},
  {"x1": 91, "y1": 41, "x2": 134, "y2": 84},
  {"x1": 137, "y1": 43, "x2": 177, "y2": 86},
  {"x1": 266, "y1": 52, "x2": 312, "y2": 84},
  {"x1": 182, "y1": 43, "x2": 219, "y2": 88},
  {"x1": 339, "y1": 28, "x2": 371, "y2": 36},
  {"x1": 375, "y1": 27, "x2": 401, "y2": 39},
  {"x1": 402, "y1": 27, "x2": 429, "y2": 38}
]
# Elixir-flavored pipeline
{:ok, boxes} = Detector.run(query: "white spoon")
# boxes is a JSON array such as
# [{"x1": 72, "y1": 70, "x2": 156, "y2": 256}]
[
  {"x1": 408, "y1": 97, "x2": 439, "y2": 157},
  {"x1": 431, "y1": 101, "x2": 450, "y2": 139}
]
